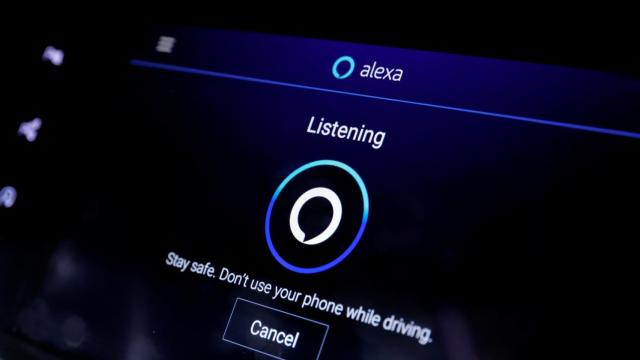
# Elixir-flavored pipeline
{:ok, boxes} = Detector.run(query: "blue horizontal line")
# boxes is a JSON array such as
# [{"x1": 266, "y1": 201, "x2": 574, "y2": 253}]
[{"x1": 130, "y1": 59, "x2": 640, "y2": 140}]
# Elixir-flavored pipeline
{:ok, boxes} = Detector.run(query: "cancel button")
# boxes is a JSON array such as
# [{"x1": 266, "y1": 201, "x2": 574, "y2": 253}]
[{"x1": 223, "y1": 298, "x2": 329, "y2": 360}]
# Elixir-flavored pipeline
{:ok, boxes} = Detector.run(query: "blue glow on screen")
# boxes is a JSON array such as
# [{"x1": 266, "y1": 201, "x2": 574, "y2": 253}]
[
  {"x1": 130, "y1": 59, "x2": 640, "y2": 140},
  {"x1": 264, "y1": 160, "x2": 369, "y2": 274}
]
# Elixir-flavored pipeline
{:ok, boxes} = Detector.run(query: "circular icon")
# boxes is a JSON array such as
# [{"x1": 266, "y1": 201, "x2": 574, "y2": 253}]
[
  {"x1": 332, "y1": 56, "x2": 355, "y2": 80},
  {"x1": 265, "y1": 160, "x2": 369, "y2": 274},
  {"x1": 290, "y1": 187, "x2": 342, "y2": 246}
]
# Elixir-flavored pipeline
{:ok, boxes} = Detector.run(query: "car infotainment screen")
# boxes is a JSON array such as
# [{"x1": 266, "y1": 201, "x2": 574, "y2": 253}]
[{"x1": 1, "y1": 26, "x2": 639, "y2": 360}]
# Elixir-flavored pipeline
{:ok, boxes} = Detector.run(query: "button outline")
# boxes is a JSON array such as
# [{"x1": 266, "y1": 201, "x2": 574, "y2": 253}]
[{"x1": 222, "y1": 297, "x2": 330, "y2": 360}]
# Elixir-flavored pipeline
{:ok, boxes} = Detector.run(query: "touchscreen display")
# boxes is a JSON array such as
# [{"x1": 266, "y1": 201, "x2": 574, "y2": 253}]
[{"x1": 1, "y1": 26, "x2": 639, "y2": 359}]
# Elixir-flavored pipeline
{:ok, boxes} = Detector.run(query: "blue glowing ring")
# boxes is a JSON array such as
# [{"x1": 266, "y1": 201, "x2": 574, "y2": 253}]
[
  {"x1": 265, "y1": 160, "x2": 369, "y2": 274},
  {"x1": 332, "y1": 56, "x2": 355, "y2": 79}
]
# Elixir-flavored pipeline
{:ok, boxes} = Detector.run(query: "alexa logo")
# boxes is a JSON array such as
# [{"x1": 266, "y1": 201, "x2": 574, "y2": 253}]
[
  {"x1": 332, "y1": 55, "x2": 355, "y2": 79},
  {"x1": 332, "y1": 55, "x2": 404, "y2": 82}
]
